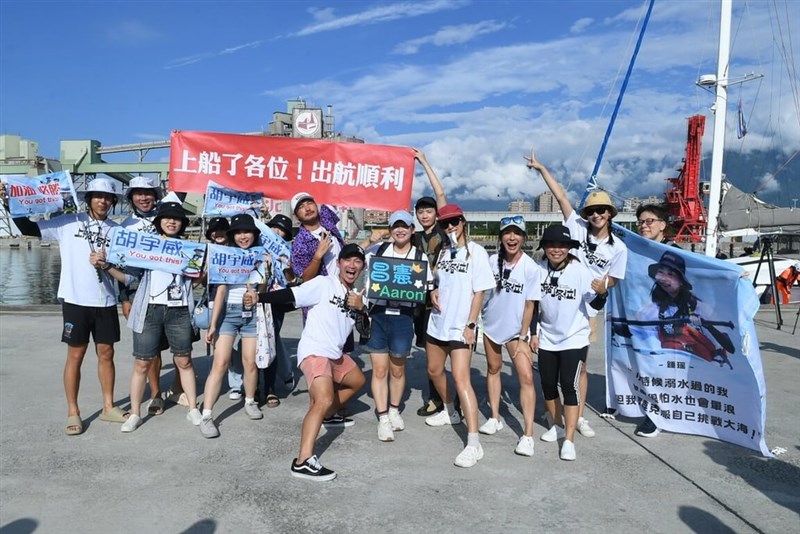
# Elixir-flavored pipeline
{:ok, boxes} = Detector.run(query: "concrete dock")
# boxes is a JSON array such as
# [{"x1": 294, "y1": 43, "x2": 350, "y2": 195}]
[{"x1": 0, "y1": 306, "x2": 798, "y2": 533}]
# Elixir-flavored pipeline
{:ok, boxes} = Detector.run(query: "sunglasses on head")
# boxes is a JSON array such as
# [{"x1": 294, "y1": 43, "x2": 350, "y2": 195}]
[
  {"x1": 500, "y1": 215, "x2": 525, "y2": 226},
  {"x1": 584, "y1": 206, "x2": 608, "y2": 216},
  {"x1": 438, "y1": 217, "x2": 462, "y2": 229}
]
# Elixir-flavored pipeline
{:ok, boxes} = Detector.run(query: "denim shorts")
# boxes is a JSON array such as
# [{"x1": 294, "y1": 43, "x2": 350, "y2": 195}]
[
  {"x1": 365, "y1": 310, "x2": 414, "y2": 358},
  {"x1": 217, "y1": 304, "x2": 257, "y2": 338},
  {"x1": 132, "y1": 305, "x2": 193, "y2": 359}
]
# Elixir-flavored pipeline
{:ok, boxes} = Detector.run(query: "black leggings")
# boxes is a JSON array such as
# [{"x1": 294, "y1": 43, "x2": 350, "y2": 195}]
[{"x1": 538, "y1": 346, "x2": 588, "y2": 406}]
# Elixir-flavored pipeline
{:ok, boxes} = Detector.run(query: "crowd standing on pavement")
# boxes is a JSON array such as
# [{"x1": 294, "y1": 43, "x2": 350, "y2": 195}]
[{"x1": 5, "y1": 147, "x2": 698, "y2": 482}]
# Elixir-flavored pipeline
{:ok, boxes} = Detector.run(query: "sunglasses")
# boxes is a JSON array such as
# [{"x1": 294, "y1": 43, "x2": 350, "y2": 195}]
[
  {"x1": 585, "y1": 241, "x2": 597, "y2": 252},
  {"x1": 438, "y1": 217, "x2": 462, "y2": 229},
  {"x1": 637, "y1": 218, "x2": 663, "y2": 226},
  {"x1": 584, "y1": 206, "x2": 608, "y2": 216},
  {"x1": 502, "y1": 268, "x2": 512, "y2": 280},
  {"x1": 500, "y1": 215, "x2": 525, "y2": 226},
  {"x1": 550, "y1": 275, "x2": 559, "y2": 287}
]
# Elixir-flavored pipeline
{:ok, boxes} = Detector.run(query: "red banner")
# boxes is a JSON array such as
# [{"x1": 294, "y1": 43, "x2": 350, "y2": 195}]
[{"x1": 169, "y1": 131, "x2": 415, "y2": 211}]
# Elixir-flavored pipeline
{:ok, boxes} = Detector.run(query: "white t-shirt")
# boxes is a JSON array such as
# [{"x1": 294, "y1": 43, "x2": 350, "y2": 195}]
[
  {"x1": 310, "y1": 226, "x2": 341, "y2": 277},
  {"x1": 482, "y1": 253, "x2": 542, "y2": 345},
  {"x1": 535, "y1": 258, "x2": 597, "y2": 351},
  {"x1": 565, "y1": 211, "x2": 628, "y2": 281},
  {"x1": 292, "y1": 274, "x2": 358, "y2": 364},
  {"x1": 121, "y1": 214, "x2": 156, "y2": 234},
  {"x1": 38, "y1": 213, "x2": 119, "y2": 307},
  {"x1": 148, "y1": 270, "x2": 189, "y2": 306},
  {"x1": 364, "y1": 242, "x2": 432, "y2": 310},
  {"x1": 428, "y1": 241, "x2": 495, "y2": 342}
]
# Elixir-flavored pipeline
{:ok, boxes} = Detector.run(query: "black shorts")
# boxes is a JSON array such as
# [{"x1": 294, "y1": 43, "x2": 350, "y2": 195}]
[
  {"x1": 426, "y1": 334, "x2": 471, "y2": 351},
  {"x1": 61, "y1": 302, "x2": 120, "y2": 346}
]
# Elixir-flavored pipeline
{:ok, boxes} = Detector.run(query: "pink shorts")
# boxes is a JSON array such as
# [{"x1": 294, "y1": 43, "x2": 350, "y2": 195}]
[{"x1": 300, "y1": 354, "x2": 357, "y2": 385}]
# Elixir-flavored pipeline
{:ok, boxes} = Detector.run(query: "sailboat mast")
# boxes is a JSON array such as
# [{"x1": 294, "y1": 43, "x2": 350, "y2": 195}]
[{"x1": 705, "y1": 0, "x2": 732, "y2": 257}]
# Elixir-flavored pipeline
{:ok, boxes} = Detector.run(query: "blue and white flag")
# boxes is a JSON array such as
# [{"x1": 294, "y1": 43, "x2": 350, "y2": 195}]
[
  {"x1": 107, "y1": 227, "x2": 206, "y2": 278},
  {"x1": 254, "y1": 219, "x2": 292, "y2": 289},
  {"x1": 5, "y1": 171, "x2": 79, "y2": 217},
  {"x1": 605, "y1": 226, "x2": 770, "y2": 456},
  {"x1": 203, "y1": 180, "x2": 261, "y2": 218},
  {"x1": 207, "y1": 243, "x2": 268, "y2": 285}
]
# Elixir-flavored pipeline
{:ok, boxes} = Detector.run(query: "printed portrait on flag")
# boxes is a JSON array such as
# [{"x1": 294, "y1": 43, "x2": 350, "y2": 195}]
[{"x1": 605, "y1": 227, "x2": 770, "y2": 456}]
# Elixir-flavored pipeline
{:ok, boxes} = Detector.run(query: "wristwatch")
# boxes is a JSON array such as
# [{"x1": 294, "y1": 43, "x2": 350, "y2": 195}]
[
  {"x1": 466, "y1": 322, "x2": 476, "y2": 329},
  {"x1": 521, "y1": 334, "x2": 531, "y2": 343}
]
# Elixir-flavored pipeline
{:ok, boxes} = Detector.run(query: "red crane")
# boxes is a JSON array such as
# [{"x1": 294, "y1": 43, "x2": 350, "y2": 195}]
[{"x1": 664, "y1": 114, "x2": 708, "y2": 243}]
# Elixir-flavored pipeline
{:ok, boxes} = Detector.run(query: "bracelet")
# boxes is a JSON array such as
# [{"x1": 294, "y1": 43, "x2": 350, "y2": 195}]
[{"x1": 101, "y1": 263, "x2": 112, "y2": 271}]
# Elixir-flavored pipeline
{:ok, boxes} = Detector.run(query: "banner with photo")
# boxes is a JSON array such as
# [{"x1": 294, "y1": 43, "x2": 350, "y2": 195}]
[
  {"x1": 253, "y1": 219, "x2": 292, "y2": 289},
  {"x1": 107, "y1": 227, "x2": 206, "y2": 278},
  {"x1": 203, "y1": 180, "x2": 262, "y2": 217},
  {"x1": 605, "y1": 227, "x2": 771, "y2": 456},
  {"x1": 366, "y1": 256, "x2": 429, "y2": 304},
  {"x1": 5, "y1": 171, "x2": 80, "y2": 217},
  {"x1": 169, "y1": 130, "x2": 414, "y2": 211},
  {"x1": 207, "y1": 243, "x2": 269, "y2": 285}
]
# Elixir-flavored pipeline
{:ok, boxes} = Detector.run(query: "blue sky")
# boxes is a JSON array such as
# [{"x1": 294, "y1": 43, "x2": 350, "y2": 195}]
[{"x1": 1, "y1": 0, "x2": 798, "y2": 207}]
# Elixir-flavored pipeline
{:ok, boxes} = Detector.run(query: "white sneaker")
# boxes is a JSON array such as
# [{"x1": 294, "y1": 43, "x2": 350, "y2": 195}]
[
  {"x1": 560, "y1": 439, "x2": 577, "y2": 461},
  {"x1": 186, "y1": 408, "x2": 203, "y2": 426},
  {"x1": 377, "y1": 418, "x2": 394, "y2": 442},
  {"x1": 479, "y1": 417, "x2": 504, "y2": 435},
  {"x1": 577, "y1": 417, "x2": 596, "y2": 438},
  {"x1": 425, "y1": 409, "x2": 461, "y2": 427},
  {"x1": 228, "y1": 389, "x2": 242, "y2": 401},
  {"x1": 515, "y1": 435, "x2": 535, "y2": 457},
  {"x1": 244, "y1": 401, "x2": 263, "y2": 420},
  {"x1": 454, "y1": 444, "x2": 484, "y2": 468},
  {"x1": 121, "y1": 414, "x2": 142, "y2": 433},
  {"x1": 540, "y1": 424, "x2": 565, "y2": 442},
  {"x1": 388, "y1": 407, "x2": 405, "y2": 431}
]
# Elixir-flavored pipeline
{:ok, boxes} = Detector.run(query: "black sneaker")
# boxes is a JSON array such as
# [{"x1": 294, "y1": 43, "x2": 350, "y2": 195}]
[
  {"x1": 635, "y1": 416, "x2": 661, "y2": 438},
  {"x1": 322, "y1": 414, "x2": 355, "y2": 428},
  {"x1": 291, "y1": 455, "x2": 337, "y2": 481}
]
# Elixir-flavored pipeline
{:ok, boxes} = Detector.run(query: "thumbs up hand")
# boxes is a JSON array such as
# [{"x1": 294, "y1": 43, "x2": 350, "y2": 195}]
[{"x1": 347, "y1": 288, "x2": 366, "y2": 311}]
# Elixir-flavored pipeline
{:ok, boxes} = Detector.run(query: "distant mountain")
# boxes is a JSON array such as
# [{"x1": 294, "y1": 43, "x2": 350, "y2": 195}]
[{"x1": 452, "y1": 148, "x2": 799, "y2": 212}]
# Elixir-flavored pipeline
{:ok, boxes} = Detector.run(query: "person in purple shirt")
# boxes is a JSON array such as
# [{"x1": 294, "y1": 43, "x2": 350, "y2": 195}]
[{"x1": 290, "y1": 192, "x2": 345, "y2": 292}]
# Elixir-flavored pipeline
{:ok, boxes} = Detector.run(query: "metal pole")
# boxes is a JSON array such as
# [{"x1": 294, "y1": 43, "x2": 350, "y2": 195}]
[{"x1": 705, "y1": 0, "x2": 732, "y2": 257}]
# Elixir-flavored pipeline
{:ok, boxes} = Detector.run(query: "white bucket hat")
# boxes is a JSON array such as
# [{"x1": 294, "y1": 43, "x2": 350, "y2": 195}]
[
  {"x1": 125, "y1": 176, "x2": 162, "y2": 201},
  {"x1": 85, "y1": 178, "x2": 121, "y2": 198}
]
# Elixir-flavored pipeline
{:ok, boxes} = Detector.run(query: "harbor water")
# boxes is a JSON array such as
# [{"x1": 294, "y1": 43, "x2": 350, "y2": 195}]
[{"x1": 0, "y1": 247, "x2": 61, "y2": 304}]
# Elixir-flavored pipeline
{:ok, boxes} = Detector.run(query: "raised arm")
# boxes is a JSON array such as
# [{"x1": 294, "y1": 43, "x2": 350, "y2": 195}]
[
  {"x1": 415, "y1": 149, "x2": 447, "y2": 208},
  {"x1": 525, "y1": 149, "x2": 574, "y2": 220}
]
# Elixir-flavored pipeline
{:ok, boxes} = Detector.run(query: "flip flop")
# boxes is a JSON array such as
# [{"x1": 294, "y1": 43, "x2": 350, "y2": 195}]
[
  {"x1": 266, "y1": 394, "x2": 280, "y2": 408},
  {"x1": 99, "y1": 406, "x2": 131, "y2": 423},
  {"x1": 65, "y1": 415, "x2": 83, "y2": 436},
  {"x1": 148, "y1": 397, "x2": 165, "y2": 416}
]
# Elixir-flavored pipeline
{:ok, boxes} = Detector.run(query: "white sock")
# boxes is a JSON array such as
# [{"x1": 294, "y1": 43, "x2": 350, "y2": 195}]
[
  {"x1": 245, "y1": 397, "x2": 255, "y2": 405},
  {"x1": 379, "y1": 414, "x2": 389, "y2": 422},
  {"x1": 467, "y1": 432, "x2": 480, "y2": 448},
  {"x1": 444, "y1": 402, "x2": 455, "y2": 415},
  {"x1": 202, "y1": 409, "x2": 213, "y2": 419}
]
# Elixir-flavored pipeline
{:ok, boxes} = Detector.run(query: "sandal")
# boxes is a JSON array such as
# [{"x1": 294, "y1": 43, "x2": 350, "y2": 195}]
[
  {"x1": 65, "y1": 415, "x2": 83, "y2": 436},
  {"x1": 99, "y1": 406, "x2": 131, "y2": 423},
  {"x1": 266, "y1": 394, "x2": 280, "y2": 408},
  {"x1": 148, "y1": 396, "x2": 165, "y2": 415}
]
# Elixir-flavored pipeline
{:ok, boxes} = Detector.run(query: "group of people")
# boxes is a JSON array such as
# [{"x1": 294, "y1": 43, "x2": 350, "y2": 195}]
[{"x1": 3, "y1": 148, "x2": 749, "y2": 482}]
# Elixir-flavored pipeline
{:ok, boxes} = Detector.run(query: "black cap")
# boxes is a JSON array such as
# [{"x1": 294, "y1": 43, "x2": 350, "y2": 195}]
[
  {"x1": 205, "y1": 217, "x2": 230, "y2": 241},
  {"x1": 266, "y1": 214, "x2": 294, "y2": 241},
  {"x1": 338, "y1": 243, "x2": 365, "y2": 261},
  {"x1": 226, "y1": 214, "x2": 261, "y2": 242},
  {"x1": 153, "y1": 202, "x2": 189, "y2": 235},
  {"x1": 415, "y1": 196, "x2": 437, "y2": 210},
  {"x1": 537, "y1": 224, "x2": 580, "y2": 250}
]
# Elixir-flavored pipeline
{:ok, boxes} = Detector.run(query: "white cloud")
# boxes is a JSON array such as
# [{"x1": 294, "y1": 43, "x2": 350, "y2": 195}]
[
  {"x1": 394, "y1": 20, "x2": 507, "y2": 55},
  {"x1": 293, "y1": 0, "x2": 467, "y2": 37},
  {"x1": 570, "y1": 17, "x2": 593, "y2": 34},
  {"x1": 165, "y1": 41, "x2": 262, "y2": 69}
]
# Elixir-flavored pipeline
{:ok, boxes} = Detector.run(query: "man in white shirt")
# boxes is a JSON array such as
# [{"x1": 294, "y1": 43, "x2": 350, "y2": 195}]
[
  {"x1": 248, "y1": 243, "x2": 368, "y2": 481},
  {"x1": 3, "y1": 178, "x2": 134, "y2": 435}
]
